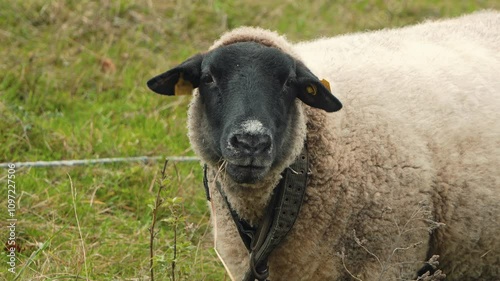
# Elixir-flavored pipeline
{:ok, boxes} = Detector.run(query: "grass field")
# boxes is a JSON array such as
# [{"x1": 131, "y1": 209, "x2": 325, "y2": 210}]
[{"x1": 1, "y1": 0, "x2": 499, "y2": 280}]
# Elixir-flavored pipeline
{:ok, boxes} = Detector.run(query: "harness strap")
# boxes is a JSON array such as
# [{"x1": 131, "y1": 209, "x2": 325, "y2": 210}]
[
  {"x1": 203, "y1": 145, "x2": 309, "y2": 281},
  {"x1": 203, "y1": 164, "x2": 211, "y2": 201},
  {"x1": 215, "y1": 179, "x2": 256, "y2": 251},
  {"x1": 244, "y1": 146, "x2": 309, "y2": 281}
]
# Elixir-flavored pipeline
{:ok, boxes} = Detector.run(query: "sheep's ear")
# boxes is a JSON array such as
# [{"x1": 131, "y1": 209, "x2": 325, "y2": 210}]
[
  {"x1": 295, "y1": 62, "x2": 342, "y2": 112},
  {"x1": 147, "y1": 54, "x2": 203, "y2": 96}
]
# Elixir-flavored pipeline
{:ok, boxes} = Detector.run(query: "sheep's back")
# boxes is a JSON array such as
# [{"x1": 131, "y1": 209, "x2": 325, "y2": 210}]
[
  {"x1": 294, "y1": 10, "x2": 500, "y2": 131},
  {"x1": 294, "y1": 10, "x2": 500, "y2": 176}
]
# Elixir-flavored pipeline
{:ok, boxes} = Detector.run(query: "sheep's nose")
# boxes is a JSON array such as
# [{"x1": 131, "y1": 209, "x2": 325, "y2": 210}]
[{"x1": 229, "y1": 132, "x2": 272, "y2": 155}]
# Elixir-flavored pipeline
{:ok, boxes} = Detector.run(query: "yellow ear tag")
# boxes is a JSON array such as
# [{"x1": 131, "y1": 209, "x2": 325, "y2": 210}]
[
  {"x1": 320, "y1": 79, "x2": 331, "y2": 91},
  {"x1": 174, "y1": 73, "x2": 194, "y2": 96},
  {"x1": 306, "y1": 84, "x2": 317, "y2": 96}
]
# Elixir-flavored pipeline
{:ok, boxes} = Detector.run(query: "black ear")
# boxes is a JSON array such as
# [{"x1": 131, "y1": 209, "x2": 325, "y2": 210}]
[
  {"x1": 295, "y1": 61, "x2": 342, "y2": 112},
  {"x1": 147, "y1": 54, "x2": 203, "y2": 96}
]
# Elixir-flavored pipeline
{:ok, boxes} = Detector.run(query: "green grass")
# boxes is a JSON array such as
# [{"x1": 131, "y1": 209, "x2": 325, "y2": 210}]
[{"x1": 1, "y1": 0, "x2": 499, "y2": 280}]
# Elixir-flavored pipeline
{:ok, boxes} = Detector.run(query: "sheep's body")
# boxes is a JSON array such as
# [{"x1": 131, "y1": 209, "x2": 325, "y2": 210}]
[
  {"x1": 291, "y1": 12, "x2": 500, "y2": 280},
  {"x1": 151, "y1": 11, "x2": 500, "y2": 281}
]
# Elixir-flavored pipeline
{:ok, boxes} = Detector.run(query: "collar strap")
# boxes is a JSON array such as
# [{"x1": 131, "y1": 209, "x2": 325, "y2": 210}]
[{"x1": 204, "y1": 144, "x2": 309, "y2": 281}]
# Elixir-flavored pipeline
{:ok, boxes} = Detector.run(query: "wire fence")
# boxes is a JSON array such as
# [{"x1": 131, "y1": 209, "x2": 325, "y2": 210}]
[{"x1": 0, "y1": 156, "x2": 199, "y2": 168}]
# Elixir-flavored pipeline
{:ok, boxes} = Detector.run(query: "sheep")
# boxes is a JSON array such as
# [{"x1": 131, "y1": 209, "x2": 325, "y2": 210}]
[{"x1": 147, "y1": 10, "x2": 500, "y2": 281}]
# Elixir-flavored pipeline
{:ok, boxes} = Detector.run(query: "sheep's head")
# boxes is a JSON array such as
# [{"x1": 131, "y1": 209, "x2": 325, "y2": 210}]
[{"x1": 148, "y1": 42, "x2": 341, "y2": 184}]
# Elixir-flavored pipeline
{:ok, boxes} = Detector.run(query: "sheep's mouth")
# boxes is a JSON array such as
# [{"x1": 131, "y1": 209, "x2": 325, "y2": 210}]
[{"x1": 225, "y1": 163, "x2": 270, "y2": 184}]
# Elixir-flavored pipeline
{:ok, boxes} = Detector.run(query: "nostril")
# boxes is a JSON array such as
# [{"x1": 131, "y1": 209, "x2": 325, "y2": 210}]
[
  {"x1": 256, "y1": 134, "x2": 272, "y2": 152},
  {"x1": 229, "y1": 133, "x2": 272, "y2": 154},
  {"x1": 229, "y1": 134, "x2": 246, "y2": 149}
]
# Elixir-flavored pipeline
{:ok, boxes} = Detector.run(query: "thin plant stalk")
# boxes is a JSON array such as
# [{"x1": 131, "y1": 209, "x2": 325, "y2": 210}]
[{"x1": 150, "y1": 160, "x2": 169, "y2": 281}]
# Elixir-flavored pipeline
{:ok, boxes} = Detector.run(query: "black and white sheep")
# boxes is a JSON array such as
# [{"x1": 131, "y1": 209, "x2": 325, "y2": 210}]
[{"x1": 148, "y1": 11, "x2": 500, "y2": 280}]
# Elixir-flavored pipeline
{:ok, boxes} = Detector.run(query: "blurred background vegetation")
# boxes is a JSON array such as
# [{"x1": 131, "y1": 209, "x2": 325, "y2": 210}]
[{"x1": 1, "y1": 0, "x2": 499, "y2": 280}]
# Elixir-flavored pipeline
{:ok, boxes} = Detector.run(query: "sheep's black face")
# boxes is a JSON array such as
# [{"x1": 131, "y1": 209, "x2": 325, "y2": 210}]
[
  {"x1": 147, "y1": 42, "x2": 341, "y2": 184},
  {"x1": 199, "y1": 43, "x2": 297, "y2": 183}
]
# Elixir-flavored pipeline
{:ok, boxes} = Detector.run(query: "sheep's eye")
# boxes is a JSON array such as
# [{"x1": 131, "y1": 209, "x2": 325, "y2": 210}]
[
  {"x1": 201, "y1": 74, "x2": 214, "y2": 85},
  {"x1": 283, "y1": 77, "x2": 294, "y2": 89}
]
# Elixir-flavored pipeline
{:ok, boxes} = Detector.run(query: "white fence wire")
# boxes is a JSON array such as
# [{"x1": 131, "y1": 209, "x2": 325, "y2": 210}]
[{"x1": 0, "y1": 156, "x2": 199, "y2": 168}]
